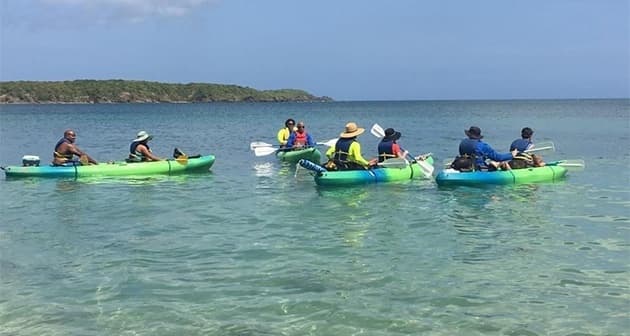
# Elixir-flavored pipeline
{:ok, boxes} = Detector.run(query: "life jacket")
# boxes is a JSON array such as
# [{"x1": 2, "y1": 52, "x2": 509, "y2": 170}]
[
  {"x1": 509, "y1": 152, "x2": 535, "y2": 169},
  {"x1": 332, "y1": 138, "x2": 354, "y2": 162},
  {"x1": 53, "y1": 138, "x2": 73, "y2": 162},
  {"x1": 377, "y1": 139, "x2": 396, "y2": 162},
  {"x1": 128, "y1": 141, "x2": 151, "y2": 162},
  {"x1": 293, "y1": 131, "x2": 308, "y2": 147},
  {"x1": 325, "y1": 137, "x2": 365, "y2": 171}
]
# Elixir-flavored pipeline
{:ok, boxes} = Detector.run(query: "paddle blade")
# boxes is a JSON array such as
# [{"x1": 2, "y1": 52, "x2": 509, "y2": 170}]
[
  {"x1": 254, "y1": 146, "x2": 278, "y2": 157},
  {"x1": 316, "y1": 138, "x2": 338, "y2": 147},
  {"x1": 370, "y1": 123, "x2": 385, "y2": 138},
  {"x1": 416, "y1": 158, "x2": 434, "y2": 177},
  {"x1": 250, "y1": 141, "x2": 274, "y2": 150},
  {"x1": 550, "y1": 159, "x2": 585, "y2": 170},
  {"x1": 524, "y1": 141, "x2": 555, "y2": 155}
]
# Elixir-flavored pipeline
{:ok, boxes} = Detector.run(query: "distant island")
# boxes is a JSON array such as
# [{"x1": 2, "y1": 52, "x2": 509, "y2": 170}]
[{"x1": 0, "y1": 80, "x2": 333, "y2": 104}]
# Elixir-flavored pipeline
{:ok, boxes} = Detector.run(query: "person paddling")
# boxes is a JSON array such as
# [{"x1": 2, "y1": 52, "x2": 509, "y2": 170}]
[
  {"x1": 377, "y1": 127, "x2": 408, "y2": 162},
  {"x1": 456, "y1": 126, "x2": 516, "y2": 171},
  {"x1": 128, "y1": 131, "x2": 162, "y2": 162},
  {"x1": 509, "y1": 127, "x2": 545, "y2": 168},
  {"x1": 325, "y1": 122, "x2": 377, "y2": 170},
  {"x1": 286, "y1": 121, "x2": 316, "y2": 149},
  {"x1": 52, "y1": 129, "x2": 98, "y2": 166}
]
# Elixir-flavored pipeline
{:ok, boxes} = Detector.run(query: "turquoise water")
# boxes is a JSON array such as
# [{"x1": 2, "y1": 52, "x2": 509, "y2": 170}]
[{"x1": 0, "y1": 100, "x2": 628, "y2": 335}]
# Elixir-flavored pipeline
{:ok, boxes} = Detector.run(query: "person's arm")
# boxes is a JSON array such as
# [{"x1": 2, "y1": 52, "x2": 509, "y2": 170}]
[
  {"x1": 277, "y1": 128, "x2": 288, "y2": 146},
  {"x1": 70, "y1": 144, "x2": 98, "y2": 164},
  {"x1": 306, "y1": 134, "x2": 316, "y2": 147},
  {"x1": 325, "y1": 145, "x2": 335, "y2": 159},
  {"x1": 286, "y1": 133, "x2": 296, "y2": 148},
  {"x1": 348, "y1": 142, "x2": 370, "y2": 166},
  {"x1": 480, "y1": 142, "x2": 514, "y2": 162},
  {"x1": 393, "y1": 143, "x2": 407, "y2": 159},
  {"x1": 138, "y1": 145, "x2": 161, "y2": 161}
]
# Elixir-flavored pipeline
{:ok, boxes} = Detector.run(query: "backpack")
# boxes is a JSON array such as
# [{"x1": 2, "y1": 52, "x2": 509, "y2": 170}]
[{"x1": 451, "y1": 154, "x2": 474, "y2": 172}]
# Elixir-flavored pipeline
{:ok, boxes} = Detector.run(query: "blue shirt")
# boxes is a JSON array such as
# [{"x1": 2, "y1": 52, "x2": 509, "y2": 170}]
[
  {"x1": 459, "y1": 138, "x2": 513, "y2": 169},
  {"x1": 510, "y1": 138, "x2": 533, "y2": 152}
]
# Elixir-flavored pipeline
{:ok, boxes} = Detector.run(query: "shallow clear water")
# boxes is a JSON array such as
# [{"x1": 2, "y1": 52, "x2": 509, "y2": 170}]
[{"x1": 1, "y1": 100, "x2": 628, "y2": 335}]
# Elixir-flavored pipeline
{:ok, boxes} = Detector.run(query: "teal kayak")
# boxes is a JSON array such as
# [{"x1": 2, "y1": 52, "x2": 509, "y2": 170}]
[
  {"x1": 435, "y1": 164, "x2": 567, "y2": 186},
  {"x1": 299, "y1": 156, "x2": 434, "y2": 186},
  {"x1": 276, "y1": 147, "x2": 321, "y2": 164},
  {"x1": 2, "y1": 155, "x2": 215, "y2": 179}
]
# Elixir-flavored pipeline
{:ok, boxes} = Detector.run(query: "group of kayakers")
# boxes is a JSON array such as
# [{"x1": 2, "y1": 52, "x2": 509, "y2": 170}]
[
  {"x1": 276, "y1": 119, "x2": 410, "y2": 171},
  {"x1": 452, "y1": 126, "x2": 545, "y2": 172},
  {"x1": 277, "y1": 119, "x2": 544, "y2": 172},
  {"x1": 52, "y1": 121, "x2": 543, "y2": 172},
  {"x1": 53, "y1": 129, "x2": 162, "y2": 166}
]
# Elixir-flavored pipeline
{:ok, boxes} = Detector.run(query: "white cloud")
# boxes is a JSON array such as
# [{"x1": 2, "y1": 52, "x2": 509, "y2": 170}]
[
  {"x1": 54, "y1": 0, "x2": 215, "y2": 18},
  {"x1": 8, "y1": 0, "x2": 218, "y2": 28}
]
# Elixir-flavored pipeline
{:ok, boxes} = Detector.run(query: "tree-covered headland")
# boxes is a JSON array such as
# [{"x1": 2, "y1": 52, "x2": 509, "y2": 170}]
[{"x1": 0, "y1": 80, "x2": 333, "y2": 103}]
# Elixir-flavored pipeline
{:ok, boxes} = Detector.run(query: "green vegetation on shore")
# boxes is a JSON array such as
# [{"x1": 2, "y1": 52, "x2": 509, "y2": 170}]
[{"x1": 0, "y1": 80, "x2": 333, "y2": 104}]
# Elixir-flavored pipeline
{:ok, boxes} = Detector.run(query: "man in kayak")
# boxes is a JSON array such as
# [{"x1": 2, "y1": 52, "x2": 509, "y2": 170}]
[
  {"x1": 510, "y1": 127, "x2": 535, "y2": 152},
  {"x1": 456, "y1": 126, "x2": 516, "y2": 171},
  {"x1": 276, "y1": 118, "x2": 296, "y2": 148},
  {"x1": 377, "y1": 127, "x2": 408, "y2": 162},
  {"x1": 128, "y1": 131, "x2": 162, "y2": 162},
  {"x1": 325, "y1": 122, "x2": 377, "y2": 170},
  {"x1": 286, "y1": 121, "x2": 316, "y2": 149},
  {"x1": 52, "y1": 129, "x2": 98, "y2": 166},
  {"x1": 508, "y1": 127, "x2": 546, "y2": 169}
]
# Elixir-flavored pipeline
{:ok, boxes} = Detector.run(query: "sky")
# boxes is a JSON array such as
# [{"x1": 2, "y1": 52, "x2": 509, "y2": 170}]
[{"x1": 0, "y1": 0, "x2": 628, "y2": 101}]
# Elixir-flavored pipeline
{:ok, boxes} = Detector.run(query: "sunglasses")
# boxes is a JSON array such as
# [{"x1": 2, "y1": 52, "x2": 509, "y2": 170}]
[{"x1": 297, "y1": 125, "x2": 305, "y2": 128}]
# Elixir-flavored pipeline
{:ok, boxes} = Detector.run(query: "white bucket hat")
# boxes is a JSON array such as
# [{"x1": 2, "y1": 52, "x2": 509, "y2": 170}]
[{"x1": 133, "y1": 130, "x2": 153, "y2": 142}]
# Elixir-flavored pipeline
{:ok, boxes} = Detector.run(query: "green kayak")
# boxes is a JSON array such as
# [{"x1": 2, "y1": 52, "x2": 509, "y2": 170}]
[
  {"x1": 2, "y1": 155, "x2": 215, "y2": 179},
  {"x1": 435, "y1": 164, "x2": 568, "y2": 186},
  {"x1": 298, "y1": 156, "x2": 434, "y2": 186},
  {"x1": 276, "y1": 147, "x2": 322, "y2": 164}
]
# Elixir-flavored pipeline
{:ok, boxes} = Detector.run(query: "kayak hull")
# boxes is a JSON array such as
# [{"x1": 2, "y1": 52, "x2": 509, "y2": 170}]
[
  {"x1": 276, "y1": 147, "x2": 321, "y2": 164},
  {"x1": 313, "y1": 157, "x2": 434, "y2": 186},
  {"x1": 435, "y1": 165, "x2": 567, "y2": 186},
  {"x1": 3, "y1": 155, "x2": 216, "y2": 178}
]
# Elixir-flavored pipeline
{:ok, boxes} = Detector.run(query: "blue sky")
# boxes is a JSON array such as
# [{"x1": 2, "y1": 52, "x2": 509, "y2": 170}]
[{"x1": 1, "y1": 0, "x2": 628, "y2": 101}]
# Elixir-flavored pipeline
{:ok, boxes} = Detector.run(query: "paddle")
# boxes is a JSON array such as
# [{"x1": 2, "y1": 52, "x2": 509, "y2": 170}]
[
  {"x1": 523, "y1": 141, "x2": 555, "y2": 155},
  {"x1": 370, "y1": 123, "x2": 434, "y2": 177},
  {"x1": 547, "y1": 159, "x2": 585, "y2": 170},
  {"x1": 251, "y1": 138, "x2": 338, "y2": 157}
]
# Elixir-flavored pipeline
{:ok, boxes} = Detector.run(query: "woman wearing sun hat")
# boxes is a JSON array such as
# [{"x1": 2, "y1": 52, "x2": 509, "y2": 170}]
[
  {"x1": 377, "y1": 127, "x2": 408, "y2": 162},
  {"x1": 457, "y1": 126, "x2": 516, "y2": 171},
  {"x1": 128, "y1": 131, "x2": 162, "y2": 162},
  {"x1": 325, "y1": 122, "x2": 377, "y2": 170}
]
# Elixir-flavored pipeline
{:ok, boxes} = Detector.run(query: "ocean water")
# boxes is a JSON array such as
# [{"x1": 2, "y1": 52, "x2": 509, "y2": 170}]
[{"x1": 0, "y1": 100, "x2": 628, "y2": 335}]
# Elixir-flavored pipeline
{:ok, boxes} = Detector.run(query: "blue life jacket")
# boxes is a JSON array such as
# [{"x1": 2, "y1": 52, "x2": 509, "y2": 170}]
[
  {"x1": 377, "y1": 140, "x2": 396, "y2": 162},
  {"x1": 332, "y1": 138, "x2": 354, "y2": 163},
  {"x1": 129, "y1": 142, "x2": 150, "y2": 162},
  {"x1": 53, "y1": 138, "x2": 73, "y2": 161}
]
